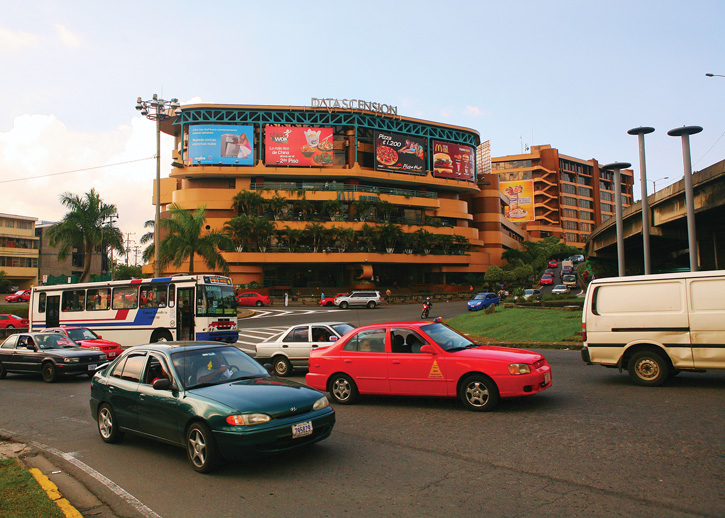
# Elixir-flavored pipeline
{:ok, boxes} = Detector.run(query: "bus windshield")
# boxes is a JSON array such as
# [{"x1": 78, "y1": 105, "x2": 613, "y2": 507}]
[{"x1": 196, "y1": 284, "x2": 237, "y2": 316}]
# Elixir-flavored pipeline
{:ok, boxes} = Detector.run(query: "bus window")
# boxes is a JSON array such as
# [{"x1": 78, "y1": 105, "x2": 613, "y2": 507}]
[
  {"x1": 113, "y1": 286, "x2": 138, "y2": 310},
  {"x1": 168, "y1": 284, "x2": 175, "y2": 307},
  {"x1": 62, "y1": 290, "x2": 86, "y2": 312},
  {"x1": 87, "y1": 288, "x2": 110, "y2": 310},
  {"x1": 140, "y1": 284, "x2": 168, "y2": 308},
  {"x1": 38, "y1": 292, "x2": 46, "y2": 313}
]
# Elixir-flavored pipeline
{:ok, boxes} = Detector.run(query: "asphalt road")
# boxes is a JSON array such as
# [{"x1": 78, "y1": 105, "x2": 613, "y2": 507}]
[{"x1": 1, "y1": 304, "x2": 723, "y2": 517}]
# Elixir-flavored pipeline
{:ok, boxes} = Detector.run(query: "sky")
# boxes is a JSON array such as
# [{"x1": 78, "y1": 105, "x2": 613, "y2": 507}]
[{"x1": 1, "y1": 1, "x2": 724, "y2": 265}]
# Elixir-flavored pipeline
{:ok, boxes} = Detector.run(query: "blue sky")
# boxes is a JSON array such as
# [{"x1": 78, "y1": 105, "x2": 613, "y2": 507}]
[{"x1": 1, "y1": 1, "x2": 723, "y2": 261}]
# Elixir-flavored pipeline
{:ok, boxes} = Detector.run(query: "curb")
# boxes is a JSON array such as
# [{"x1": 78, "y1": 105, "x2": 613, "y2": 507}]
[{"x1": 29, "y1": 468, "x2": 83, "y2": 518}]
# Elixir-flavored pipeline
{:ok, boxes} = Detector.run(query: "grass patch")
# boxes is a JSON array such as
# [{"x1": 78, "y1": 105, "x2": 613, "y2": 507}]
[
  {"x1": 447, "y1": 305, "x2": 583, "y2": 344},
  {"x1": 0, "y1": 458, "x2": 64, "y2": 518}
]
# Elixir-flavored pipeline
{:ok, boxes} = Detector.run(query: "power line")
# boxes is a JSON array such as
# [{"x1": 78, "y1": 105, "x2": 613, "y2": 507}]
[
  {"x1": 694, "y1": 129, "x2": 725, "y2": 166},
  {"x1": 0, "y1": 157, "x2": 155, "y2": 184}
]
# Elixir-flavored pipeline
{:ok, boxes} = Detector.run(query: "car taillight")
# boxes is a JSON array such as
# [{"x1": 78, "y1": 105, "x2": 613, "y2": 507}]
[{"x1": 582, "y1": 322, "x2": 587, "y2": 342}]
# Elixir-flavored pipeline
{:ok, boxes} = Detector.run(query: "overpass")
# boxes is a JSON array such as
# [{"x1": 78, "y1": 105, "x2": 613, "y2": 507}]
[{"x1": 585, "y1": 159, "x2": 724, "y2": 273}]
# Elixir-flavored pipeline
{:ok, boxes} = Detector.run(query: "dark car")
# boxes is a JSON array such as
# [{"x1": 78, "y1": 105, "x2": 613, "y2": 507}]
[
  {"x1": 90, "y1": 342, "x2": 335, "y2": 473},
  {"x1": 0, "y1": 332, "x2": 107, "y2": 383}
]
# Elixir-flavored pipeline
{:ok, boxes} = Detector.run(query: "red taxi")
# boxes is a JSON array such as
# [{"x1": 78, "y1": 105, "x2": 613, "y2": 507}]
[
  {"x1": 320, "y1": 292, "x2": 348, "y2": 307},
  {"x1": 306, "y1": 321, "x2": 551, "y2": 411},
  {"x1": 5, "y1": 290, "x2": 31, "y2": 303},
  {"x1": 235, "y1": 292, "x2": 271, "y2": 307},
  {"x1": 41, "y1": 327, "x2": 124, "y2": 359}
]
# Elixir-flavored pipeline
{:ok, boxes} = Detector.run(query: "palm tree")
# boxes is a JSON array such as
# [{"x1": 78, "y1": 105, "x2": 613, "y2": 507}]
[
  {"x1": 231, "y1": 190, "x2": 266, "y2": 216},
  {"x1": 279, "y1": 226, "x2": 304, "y2": 252},
  {"x1": 159, "y1": 204, "x2": 232, "y2": 274},
  {"x1": 376, "y1": 200, "x2": 396, "y2": 222},
  {"x1": 139, "y1": 219, "x2": 155, "y2": 263},
  {"x1": 223, "y1": 215, "x2": 253, "y2": 252},
  {"x1": 377, "y1": 222, "x2": 403, "y2": 252},
  {"x1": 333, "y1": 226, "x2": 355, "y2": 252},
  {"x1": 267, "y1": 193, "x2": 289, "y2": 220},
  {"x1": 304, "y1": 222, "x2": 327, "y2": 252},
  {"x1": 46, "y1": 189, "x2": 124, "y2": 282},
  {"x1": 251, "y1": 217, "x2": 275, "y2": 252}
]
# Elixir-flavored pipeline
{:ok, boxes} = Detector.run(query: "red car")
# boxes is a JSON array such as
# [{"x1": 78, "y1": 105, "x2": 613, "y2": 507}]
[
  {"x1": 5, "y1": 290, "x2": 30, "y2": 303},
  {"x1": 540, "y1": 273, "x2": 554, "y2": 286},
  {"x1": 547, "y1": 260, "x2": 558, "y2": 268},
  {"x1": 0, "y1": 314, "x2": 29, "y2": 329},
  {"x1": 306, "y1": 321, "x2": 551, "y2": 411},
  {"x1": 235, "y1": 292, "x2": 271, "y2": 307},
  {"x1": 320, "y1": 293, "x2": 348, "y2": 307},
  {"x1": 41, "y1": 327, "x2": 124, "y2": 359}
]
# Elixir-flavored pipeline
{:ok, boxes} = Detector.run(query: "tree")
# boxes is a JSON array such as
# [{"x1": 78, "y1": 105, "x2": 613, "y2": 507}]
[
  {"x1": 279, "y1": 226, "x2": 304, "y2": 252},
  {"x1": 46, "y1": 189, "x2": 124, "y2": 282},
  {"x1": 139, "y1": 219, "x2": 155, "y2": 263},
  {"x1": 159, "y1": 204, "x2": 232, "y2": 274},
  {"x1": 377, "y1": 222, "x2": 403, "y2": 252},
  {"x1": 333, "y1": 226, "x2": 356, "y2": 252},
  {"x1": 484, "y1": 265, "x2": 504, "y2": 285},
  {"x1": 114, "y1": 264, "x2": 143, "y2": 280},
  {"x1": 304, "y1": 222, "x2": 328, "y2": 252},
  {"x1": 267, "y1": 193, "x2": 289, "y2": 220},
  {"x1": 223, "y1": 215, "x2": 253, "y2": 252},
  {"x1": 251, "y1": 217, "x2": 276, "y2": 252},
  {"x1": 352, "y1": 199, "x2": 374, "y2": 222},
  {"x1": 376, "y1": 200, "x2": 396, "y2": 222},
  {"x1": 231, "y1": 190, "x2": 266, "y2": 216}
]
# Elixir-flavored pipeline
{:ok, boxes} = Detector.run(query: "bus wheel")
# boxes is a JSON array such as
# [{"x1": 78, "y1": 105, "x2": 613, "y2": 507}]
[{"x1": 151, "y1": 330, "x2": 173, "y2": 343}]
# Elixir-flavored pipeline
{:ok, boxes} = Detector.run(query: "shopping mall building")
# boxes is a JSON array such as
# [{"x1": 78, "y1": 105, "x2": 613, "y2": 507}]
[{"x1": 152, "y1": 101, "x2": 632, "y2": 289}]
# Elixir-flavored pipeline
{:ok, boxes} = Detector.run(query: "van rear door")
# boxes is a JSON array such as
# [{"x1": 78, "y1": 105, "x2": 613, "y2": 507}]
[{"x1": 688, "y1": 276, "x2": 725, "y2": 369}]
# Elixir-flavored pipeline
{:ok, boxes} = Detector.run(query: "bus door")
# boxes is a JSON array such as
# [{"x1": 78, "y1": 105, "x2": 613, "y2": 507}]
[
  {"x1": 177, "y1": 288, "x2": 194, "y2": 341},
  {"x1": 46, "y1": 296, "x2": 60, "y2": 328}
]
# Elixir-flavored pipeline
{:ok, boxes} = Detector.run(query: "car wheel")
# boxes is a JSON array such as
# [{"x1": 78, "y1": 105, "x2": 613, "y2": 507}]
[
  {"x1": 255, "y1": 300, "x2": 263, "y2": 307},
  {"x1": 42, "y1": 362, "x2": 57, "y2": 383},
  {"x1": 186, "y1": 422, "x2": 219, "y2": 473},
  {"x1": 6, "y1": 325, "x2": 13, "y2": 329},
  {"x1": 329, "y1": 374, "x2": 358, "y2": 405},
  {"x1": 273, "y1": 356, "x2": 292, "y2": 377},
  {"x1": 627, "y1": 350, "x2": 670, "y2": 386},
  {"x1": 151, "y1": 330, "x2": 173, "y2": 343},
  {"x1": 340, "y1": 301, "x2": 349, "y2": 309},
  {"x1": 366, "y1": 301, "x2": 376, "y2": 309},
  {"x1": 459, "y1": 374, "x2": 499, "y2": 412},
  {"x1": 97, "y1": 404, "x2": 124, "y2": 443},
  {"x1": 0, "y1": 362, "x2": 6, "y2": 379}
]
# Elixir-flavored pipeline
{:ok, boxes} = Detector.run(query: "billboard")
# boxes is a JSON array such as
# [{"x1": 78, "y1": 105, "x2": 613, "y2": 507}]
[
  {"x1": 500, "y1": 180, "x2": 535, "y2": 222},
  {"x1": 431, "y1": 140, "x2": 475, "y2": 182},
  {"x1": 188, "y1": 125, "x2": 254, "y2": 165},
  {"x1": 264, "y1": 126, "x2": 334, "y2": 167},
  {"x1": 374, "y1": 131, "x2": 426, "y2": 175}
]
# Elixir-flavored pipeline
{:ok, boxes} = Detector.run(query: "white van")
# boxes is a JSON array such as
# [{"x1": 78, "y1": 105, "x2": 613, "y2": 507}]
[{"x1": 581, "y1": 270, "x2": 725, "y2": 386}]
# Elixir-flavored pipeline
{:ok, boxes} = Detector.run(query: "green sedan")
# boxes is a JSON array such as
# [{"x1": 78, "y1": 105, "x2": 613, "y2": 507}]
[{"x1": 90, "y1": 342, "x2": 335, "y2": 473}]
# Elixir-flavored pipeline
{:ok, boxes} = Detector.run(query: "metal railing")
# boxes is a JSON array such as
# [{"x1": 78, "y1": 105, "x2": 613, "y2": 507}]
[{"x1": 252, "y1": 182, "x2": 437, "y2": 199}]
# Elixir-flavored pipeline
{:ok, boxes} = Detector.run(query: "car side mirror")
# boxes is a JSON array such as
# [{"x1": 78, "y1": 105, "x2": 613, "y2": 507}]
[
  {"x1": 26, "y1": 344, "x2": 36, "y2": 351},
  {"x1": 263, "y1": 363, "x2": 274, "y2": 374},
  {"x1": 420, "y1": 344, "x2": 436, "y2": 354},
  {"x1": 329, "y1": 336, "x2": 337, "y2": 342},
  {"x1": 152, "y1": 378, "x2": 172, "y2": 390}
]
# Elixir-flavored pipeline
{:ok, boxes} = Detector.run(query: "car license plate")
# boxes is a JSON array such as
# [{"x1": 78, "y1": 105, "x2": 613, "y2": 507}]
[
  {"x1": 544, "y1": 371, "x2": 551, "y2": 384},
  {"x1": 87, "y1": 364, "x2": 96, "y2": 371},
  {"x1": 292, "y1": 421, "x2": 313, "y2": 439}
]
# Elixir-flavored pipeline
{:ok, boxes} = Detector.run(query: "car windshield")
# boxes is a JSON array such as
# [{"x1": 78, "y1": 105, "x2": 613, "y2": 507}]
[
  {"x1": 172, "y1": 346, "x2": 269, "y2": 389},
  {"x1": 66, "y1": 328, "x2": 99, "y2": 341},
  {"x1": 331, "y1": 323, "x2": 355, "y2": 336},
  {"x1": 196, "y1": 284, "x2": 237, "y2": 317},
  {"x1": 420, "y1": 323, "x2": 475, "y2": 352},
  {"x1": 36, "y1": 335, "x2": 76, "y2": 349},
  {"x1": 472, "y1": 293, "x2": 486, "y2": 300}
]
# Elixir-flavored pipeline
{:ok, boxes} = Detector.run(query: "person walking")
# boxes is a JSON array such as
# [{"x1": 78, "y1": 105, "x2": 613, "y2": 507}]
[{"x1": 284, "y1": 291, "x2": 289, "y2": 307}]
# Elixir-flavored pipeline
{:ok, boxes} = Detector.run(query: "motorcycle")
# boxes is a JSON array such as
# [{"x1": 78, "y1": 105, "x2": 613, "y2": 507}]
[{"x1": 421, "y1": 302, "x2": 431, "y2": 319}]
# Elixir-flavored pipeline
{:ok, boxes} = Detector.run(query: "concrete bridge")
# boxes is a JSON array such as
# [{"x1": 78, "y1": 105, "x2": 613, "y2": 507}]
[{"x1": 585, "y1": 159, "x2": 724, "y2": 273}]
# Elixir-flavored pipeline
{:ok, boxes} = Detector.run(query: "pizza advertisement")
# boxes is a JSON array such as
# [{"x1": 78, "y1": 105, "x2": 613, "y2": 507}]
[
  {"x1": 374, "y1": 131, "x2": 426, "y2": 175},
  {"x1": 264, "y1": 126, "x2": 335, "y2": 167},
  {"x1": 500, "y1": 180, "x2": 535, "y2": 222},
  {"x1": 431, "y1": 141, "x2": 475, "y2": 182}
]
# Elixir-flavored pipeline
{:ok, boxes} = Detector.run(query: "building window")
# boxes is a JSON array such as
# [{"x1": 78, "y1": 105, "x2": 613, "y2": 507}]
[
  {"x1": 580, "y1": 211, "x2": 594, "y2": 221},
  {"x1": 580, "y1": 223, "x2": 594, "y2": 232},
  {"x1": 601, "y1": 203, "x2": 614, "y2": 213},
  {"x1": 562, "y1": 196, "x2": 577, "y2": 206},
  {"x1": 562, "y1": 208, "x2": 578, "y2": 218},
  {"x1": 578, "y1": 199, "x2": 594, "y2": 209},
  {"x1": 577, "y1": 175, "x2": 592, "y2": 186},
  {"x1": 561, "y1": 184, "x2": 577, "y2": 195},
  {"x1": 565, "y1": 232, "x2": 579, "y2": 242},
  {"x1": 600, "y1": 191, "x2": 613, "y2": 201},
  {"x1": 578, "y1": 186, "x2": 593, "y2": 197},
  {"x1": 563, "y1": 221, "x2": 578, "y2": 230}
]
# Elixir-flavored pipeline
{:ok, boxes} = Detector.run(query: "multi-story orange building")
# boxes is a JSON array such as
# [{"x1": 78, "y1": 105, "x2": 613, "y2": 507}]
[
  {"x1": 155, "y1": 103, "x2": 490, "y2": 289},
  {"x1": 491, "y1": 145, "x2": 634, "y2": 246}
]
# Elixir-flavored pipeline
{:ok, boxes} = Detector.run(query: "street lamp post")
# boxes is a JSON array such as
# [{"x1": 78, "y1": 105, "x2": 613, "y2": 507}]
[
  {"x1": 603, "y1": 162, "x2": 632, "y2": 277},
  {"x1": 627, "y1": 127, "x2": 655, "y2": 275},
  {"x1": 135, "y1": 94, "x2": 180, "y2": 278},
  {"x1": 667, "y1": 125, "x2": 703, "y2": 272},
  {"x1": 649, "y1": 176, "x2": 669, "y2": 192}
]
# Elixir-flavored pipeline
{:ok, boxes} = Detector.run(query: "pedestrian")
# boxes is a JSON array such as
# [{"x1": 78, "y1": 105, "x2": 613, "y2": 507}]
[
  {"x1": 469, "y1": 285, "x2": 473, "y2": 292},
  {"x1": 321, "y1": 291, "x2": 325, "y2": 301},
  {"x1": 284, "y1": 291, "x2": 289, "y2": 307}
]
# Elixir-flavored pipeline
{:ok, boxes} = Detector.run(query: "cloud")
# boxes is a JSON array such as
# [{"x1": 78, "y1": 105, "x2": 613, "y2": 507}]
[
  {"x1": 55, "y1": 24, "x2": 82, "y2": 48},
  {"x1": 464, "y1": 106, "x2": 483, "y2": 117},
  {"x1": 0, "y1": 27, "x2": 39, "y2": 52}
]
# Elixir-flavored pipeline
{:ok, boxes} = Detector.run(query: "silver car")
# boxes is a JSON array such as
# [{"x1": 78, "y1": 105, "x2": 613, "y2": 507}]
[
  {"x1": 334, "y1": 291, "x2": 382, "y2": 309},
  {"x1": 255, "y1": 322, "x2": 356, "y2": 376}
]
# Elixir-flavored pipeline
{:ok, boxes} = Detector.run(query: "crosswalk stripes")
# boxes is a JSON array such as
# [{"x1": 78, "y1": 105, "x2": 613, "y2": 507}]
[{"x1": 245, "y1": 308, "x2": 346, "y2": 319}]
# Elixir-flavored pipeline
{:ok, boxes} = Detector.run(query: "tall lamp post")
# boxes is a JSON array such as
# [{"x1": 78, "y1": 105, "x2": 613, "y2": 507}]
[
  {"x1": 627, "y1": 127, "x2": 655, "y2": 275},
  {"x1": 135, "y1": 94, "x2": 180, "y2": 277},
  {"x1": 603, "y1": 162, "x2": 632, "y2": 277},
  {"x1": 649, "y1": 176, "x2": 669, "y2": 192}
]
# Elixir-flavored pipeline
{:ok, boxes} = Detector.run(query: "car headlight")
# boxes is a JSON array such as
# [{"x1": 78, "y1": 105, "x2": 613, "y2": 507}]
[
  {"x1": 64, "y1": 357, "x2": 79, "y2": 363},
  {"x1": 507, "y1": 363, "x2": 531, "y2": 375},
  {"x1": 226, "y1": 414, "x2": 271, "y2": 426},
  {"x1": 313, "y1": 396, "x2": 330, "y2": 410},
  {"x1": 100, "y1": 354, "x2": 107, "y2": 361},
  {"x1": 91, "y1": 346, "x2": 101, "y2": 351}
]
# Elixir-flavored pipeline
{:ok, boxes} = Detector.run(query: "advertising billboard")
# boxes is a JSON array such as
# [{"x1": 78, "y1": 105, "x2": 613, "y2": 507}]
[
  {"x1": 264, "y1": 126, "x2": 334, "y2": 167},
  {"x1": 431, "y1": 140, "x2": 475, "y2": 182},
  {"x1": 374, "y1": 131, "x2": 426, "y2": 175},
  {"x1": 188, "y1": 125, "x2": 254, "y2": 165},
  {"x1": 500, "y1": 180, "x2": 535, "y2": 222}
]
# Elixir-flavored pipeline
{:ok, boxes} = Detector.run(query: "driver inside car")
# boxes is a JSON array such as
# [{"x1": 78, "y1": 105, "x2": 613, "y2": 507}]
[{"x1": 196, "y1": 353, "x2": 233, "y2": 384}]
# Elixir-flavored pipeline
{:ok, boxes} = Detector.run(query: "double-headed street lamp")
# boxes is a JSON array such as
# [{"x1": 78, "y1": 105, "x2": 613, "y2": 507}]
[{"x1": 135, "y1": 94, "x2": 180, "y2": 277}]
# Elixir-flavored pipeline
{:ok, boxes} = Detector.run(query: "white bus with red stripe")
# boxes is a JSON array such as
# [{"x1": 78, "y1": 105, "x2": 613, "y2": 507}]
[{"x1": 29, "y1": 275, "x2": 238, "y2": 347}]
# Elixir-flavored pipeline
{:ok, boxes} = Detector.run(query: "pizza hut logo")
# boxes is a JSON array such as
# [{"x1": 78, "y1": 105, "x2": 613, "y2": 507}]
[{"x1": 269, "y1": 129, "x2": 292, "y2": 143}]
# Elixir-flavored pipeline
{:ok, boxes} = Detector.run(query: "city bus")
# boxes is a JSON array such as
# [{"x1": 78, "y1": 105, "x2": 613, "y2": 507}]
[{"x1": 29, "y1": 275, "x2": 239, "y2": 347}]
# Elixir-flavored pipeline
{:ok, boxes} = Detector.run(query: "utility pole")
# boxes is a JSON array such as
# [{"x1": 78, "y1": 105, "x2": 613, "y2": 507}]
[{"x1": 125, "y1": 233, "x2": 135, "y2": 267}]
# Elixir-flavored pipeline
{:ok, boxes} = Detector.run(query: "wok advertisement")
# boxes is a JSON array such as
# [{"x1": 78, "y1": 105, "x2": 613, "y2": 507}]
[{"x1": 265, "y1": 126, "x2": 334, "y2": 167}]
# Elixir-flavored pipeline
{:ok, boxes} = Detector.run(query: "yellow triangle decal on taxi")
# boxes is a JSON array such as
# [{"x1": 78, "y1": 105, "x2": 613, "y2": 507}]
[{"x1": 428, "y1": 360, "x2": 444, "y2": 379}]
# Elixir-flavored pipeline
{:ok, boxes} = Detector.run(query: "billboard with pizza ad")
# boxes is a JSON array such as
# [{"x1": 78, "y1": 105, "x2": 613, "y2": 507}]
[
  {"x1": 500, "y1": 180, "x2": 535, "y2": 222},
  {"x1": 431, "y1": 140, "x2": 475, "y2": 182},
  {"x1": 264, "y1": 126, "x2": 334, "y2": 167},
  {"x1": 188, "y1": 125, "x2": 255, "y2": 165},
  {"x1": 374, "y1": 131, "x2": 426, "y2": 175}
]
